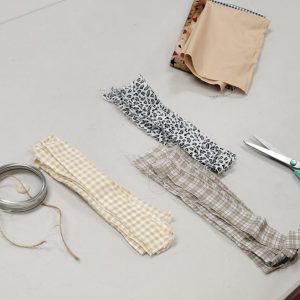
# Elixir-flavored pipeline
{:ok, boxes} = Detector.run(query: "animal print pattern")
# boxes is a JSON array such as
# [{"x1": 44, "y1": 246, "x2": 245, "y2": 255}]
[{"x1": 102, "y1": 75, "x2": 236, "y2": 174}]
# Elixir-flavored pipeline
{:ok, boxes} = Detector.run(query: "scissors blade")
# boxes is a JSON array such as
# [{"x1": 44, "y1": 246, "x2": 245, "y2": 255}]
[
  {"x1": 254, "y1": 136, "x2": 281, "y2": 153},
  {"x1": 244, "y1": 140, "x2": 293, "y2": 167}
]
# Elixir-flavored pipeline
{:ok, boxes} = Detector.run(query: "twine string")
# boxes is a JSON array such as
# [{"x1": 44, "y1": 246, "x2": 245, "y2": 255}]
[
  {"x1": 0, "y1": 174, "x2": 79, "y2": 261},
  {"x1": 42, "y1": 203, "x2": 80, "y2": 261}
]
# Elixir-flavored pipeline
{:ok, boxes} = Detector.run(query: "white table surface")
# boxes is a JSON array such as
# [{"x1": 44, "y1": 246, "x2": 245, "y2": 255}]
[{"x1": 0, "y1": 0, "x2": 299, "y2": 299}]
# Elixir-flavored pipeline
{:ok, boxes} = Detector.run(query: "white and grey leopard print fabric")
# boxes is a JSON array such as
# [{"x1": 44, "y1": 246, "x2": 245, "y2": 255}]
[{"x1": 102, "y1": 75, "x2": 236, "y2": 174}]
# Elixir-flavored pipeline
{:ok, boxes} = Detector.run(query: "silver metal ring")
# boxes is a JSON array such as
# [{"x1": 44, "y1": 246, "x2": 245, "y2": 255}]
[{"x1": 0, "y1": 164, "x2": 47, "y2": 213}]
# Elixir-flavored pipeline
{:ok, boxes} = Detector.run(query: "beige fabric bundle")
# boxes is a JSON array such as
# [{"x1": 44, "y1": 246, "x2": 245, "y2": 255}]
[
  {"x1": 134, "y1": 146, "x2": 299, "y2": 273},
  {"x1": 179, "y1": 0, "x2": 270, "y2": 93},
  {"x1": 33, "y1": 135, "x2": 174, "y2": 256}
]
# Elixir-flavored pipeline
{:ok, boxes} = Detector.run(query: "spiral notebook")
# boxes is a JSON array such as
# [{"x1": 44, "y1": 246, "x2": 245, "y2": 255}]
[{"x1": 170, "y1": 0, "x2": 270, "y2": 93}]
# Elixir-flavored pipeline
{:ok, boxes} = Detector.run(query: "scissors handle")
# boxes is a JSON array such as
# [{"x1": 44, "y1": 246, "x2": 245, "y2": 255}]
[{"x1": 294, "y1": 169, "x2": 300, "y2": 180}]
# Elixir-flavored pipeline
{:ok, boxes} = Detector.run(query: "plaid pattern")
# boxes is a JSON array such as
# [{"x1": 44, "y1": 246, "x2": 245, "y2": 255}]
[
  {"x1": 33, "y1": 136, "x2": 174, "y2": 256},
  {"x1": 134, "y1": 146, "x2": 299, "y2": 273}
]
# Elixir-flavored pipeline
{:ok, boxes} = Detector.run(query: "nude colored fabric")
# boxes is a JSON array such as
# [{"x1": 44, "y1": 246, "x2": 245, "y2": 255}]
[
  {"x1": 170, "y1": 0, "x2": 206, "y2": 72},
  {"x1": 181, "y1": 0, "x2": 270, "y2": 93}
]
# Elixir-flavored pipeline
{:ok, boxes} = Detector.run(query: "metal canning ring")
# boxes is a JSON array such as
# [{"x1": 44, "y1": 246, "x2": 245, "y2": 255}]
[{"x1": 0, "y1": 164, "x2": 47, "y2": 213}]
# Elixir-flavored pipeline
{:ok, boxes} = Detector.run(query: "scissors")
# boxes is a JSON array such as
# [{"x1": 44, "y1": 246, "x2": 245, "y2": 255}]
[{"x1": 244, "y1": 136, "x2": 300, "y2": 180}]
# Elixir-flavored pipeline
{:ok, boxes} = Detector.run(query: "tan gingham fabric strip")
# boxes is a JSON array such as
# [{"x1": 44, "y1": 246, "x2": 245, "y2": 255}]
[
  {"x1": 133, "y1": 146, "x2": 299, "y2": 273},
  {"x1": 33, "y1": 136, "x2": 174, "y2": 256}
]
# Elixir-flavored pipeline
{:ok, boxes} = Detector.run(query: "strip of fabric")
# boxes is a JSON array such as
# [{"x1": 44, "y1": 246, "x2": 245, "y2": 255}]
[
  {"x1": 33, "y1": 135, "x2": 174, "y2": 256},
  {"x1": 102, "y1": 75, "x2": 236, "y2": 174},
  {"x1": 133, "y1": 146, "x2": 299, "y2": 273}
]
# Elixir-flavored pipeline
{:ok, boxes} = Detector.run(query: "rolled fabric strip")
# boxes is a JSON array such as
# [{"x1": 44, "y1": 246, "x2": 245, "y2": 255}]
[
  {"x1": 134, "y1": 146, "x2": 299, "y2": 273},
  {"x1": 102, "y1": 75, "x2": 236, "y2": 174},
  {"x1": 33, "y1": 135, "x2": 174, "y2": 256}
]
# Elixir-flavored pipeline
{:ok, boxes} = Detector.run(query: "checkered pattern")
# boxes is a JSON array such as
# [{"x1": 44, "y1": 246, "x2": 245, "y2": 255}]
[
  {"x1": 33, "y1": 136, "x2": 174, "y2": 256},
  {"x1": 134, "y1": 146, "x2": 300, "y2": 273}
]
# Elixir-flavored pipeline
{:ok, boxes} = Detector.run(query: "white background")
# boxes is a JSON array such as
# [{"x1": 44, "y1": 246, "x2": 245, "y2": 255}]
[{"x1": 0, "y1": 0, "x2": 299, "y2": 299}]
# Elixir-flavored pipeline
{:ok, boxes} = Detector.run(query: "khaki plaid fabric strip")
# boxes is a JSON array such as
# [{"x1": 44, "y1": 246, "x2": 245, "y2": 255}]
[
  {"x1": 33, "y1": 136, "x2": 174, "y2": 256},
  {"x1": 134, "y1": 146, "x2": 300, "y2": 273}
]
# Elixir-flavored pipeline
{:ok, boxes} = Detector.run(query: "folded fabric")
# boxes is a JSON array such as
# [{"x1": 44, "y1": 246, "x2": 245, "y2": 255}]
[
  {"x1": 33, "y1": 135, "x2": 174, "y2": 256},
  {"x1": 171, "y1": 0, "x2": 270, "y2": 93},
  {"x1": 102, "y1": 75, "x2": 236, "y2": 174},
  {"x1": 171, "y1": 0, "x2": 206, "y2": 73},
  {"x1": 134, "y1": 146, "x2": 299, "y2": 273}
]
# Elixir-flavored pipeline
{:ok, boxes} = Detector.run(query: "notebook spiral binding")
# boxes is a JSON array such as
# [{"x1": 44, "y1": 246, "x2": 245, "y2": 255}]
[{"x1": 209, "y1": 0, "x2": 265, "y2": 18}]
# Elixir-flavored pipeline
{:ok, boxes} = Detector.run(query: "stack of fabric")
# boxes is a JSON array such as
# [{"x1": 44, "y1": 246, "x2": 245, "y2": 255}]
[
  {"x1": 170, "y1": 0, "x2": 270, "y2": 93},
  {"x1": 34, "y1": 135, "x2": 174, "y2": 256}
]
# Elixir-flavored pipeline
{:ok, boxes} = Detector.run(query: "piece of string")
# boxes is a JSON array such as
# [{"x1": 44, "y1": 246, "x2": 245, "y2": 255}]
[
  {"x1": 0, "y1": 226, "x2": 46, "y2": 249},
  {"x1": 0, "y1": 174, "x2": 79, "y2": 261},
  {"x1": 42, "y1": 203, "x2": 80, "y2": 261}
]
